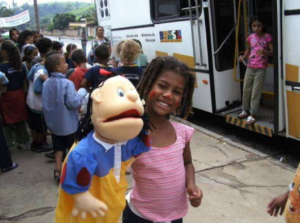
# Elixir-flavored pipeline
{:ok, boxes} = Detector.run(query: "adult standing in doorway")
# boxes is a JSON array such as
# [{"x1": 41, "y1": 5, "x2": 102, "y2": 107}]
[{"x1": 87, "y1": 26, "x2": 111, "y2": 65}]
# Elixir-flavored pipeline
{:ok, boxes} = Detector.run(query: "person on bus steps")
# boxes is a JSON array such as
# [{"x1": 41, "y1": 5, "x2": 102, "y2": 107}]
[{"x1": 238, "y1": 16, "x2": 273, "y2": 125}]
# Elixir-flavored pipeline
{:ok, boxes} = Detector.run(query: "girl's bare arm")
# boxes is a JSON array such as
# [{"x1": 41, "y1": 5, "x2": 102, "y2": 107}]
[
  {"x1": 240, "y1": 42, "x2": 251, "y2": 61},
  {"x1": 264, "y1": 42, "x2": 274, "y2": 56},
  {"x1": 183, "y1": 142, "x2": 203, "y2": 207},
  {"x1": 183, "y1": 142, "x2": 195, "y2": 187}
]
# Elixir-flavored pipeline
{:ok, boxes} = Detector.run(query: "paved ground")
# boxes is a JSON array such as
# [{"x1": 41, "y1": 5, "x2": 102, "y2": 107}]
[{"x1": 0, "y1": 118, "x2": 295, "y2": 223}]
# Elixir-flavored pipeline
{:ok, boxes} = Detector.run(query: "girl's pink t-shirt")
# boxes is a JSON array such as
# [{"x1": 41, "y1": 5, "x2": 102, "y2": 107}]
[
  {"x1": 247, "y1": 33, "x2": 273, "y2": 69},
  {"x1": 130, "y1": 121, "x2": 194, "y2": 222}
]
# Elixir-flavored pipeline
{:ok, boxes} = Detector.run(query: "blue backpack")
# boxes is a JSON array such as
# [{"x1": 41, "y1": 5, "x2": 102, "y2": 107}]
[{"x1": 27, "y1": 63, "x2": 48, "y2": 94}]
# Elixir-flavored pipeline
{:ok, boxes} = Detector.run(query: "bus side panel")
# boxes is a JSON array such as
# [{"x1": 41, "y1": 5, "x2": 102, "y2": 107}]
[
  {"x1": 283, "y1": 0, "x2": 300, "y2": 139},
  {"x1": 96, "y1": 0, "x2": 152, "y2": 29},
  {"x1": 110, "y1": 20, "x2": 213, "y2": 113},
  {"x1": 193, "y1": 72, "x2": 213, "y2": 113},
  {"x1": 285, "y1": 1, "x2": 300, "y2": 10}
]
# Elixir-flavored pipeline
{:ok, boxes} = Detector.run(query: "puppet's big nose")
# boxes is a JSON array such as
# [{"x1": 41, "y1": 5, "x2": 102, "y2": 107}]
[{"x1": 127, "y1": 90, "x2": 139, "y2": 102}]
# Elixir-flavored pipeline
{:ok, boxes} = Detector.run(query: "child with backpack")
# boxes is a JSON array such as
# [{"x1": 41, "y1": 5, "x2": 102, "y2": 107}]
[
  {"x1": 81, "y1": 44, "x2": 114, "y2": 90},
  {"x1": 26, "y1": 38, "x2": 53, "y2": 153}
]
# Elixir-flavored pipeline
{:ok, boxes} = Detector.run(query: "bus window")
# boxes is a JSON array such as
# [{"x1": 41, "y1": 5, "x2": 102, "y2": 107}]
[
  {"x1": 152, "y1": 0, "x2": 202, "y2": 21},
  {"x1": 211, "y1": 0, "x2": 235, "y2": 71},
  {"x1": 154, "y1": 0, "x2": 180, "y2": 19}
]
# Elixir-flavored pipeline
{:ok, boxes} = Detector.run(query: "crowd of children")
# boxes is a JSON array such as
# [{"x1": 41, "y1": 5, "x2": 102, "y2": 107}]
[{"x1": 0, "y1": 17, "x2": 298, "y2": 223}]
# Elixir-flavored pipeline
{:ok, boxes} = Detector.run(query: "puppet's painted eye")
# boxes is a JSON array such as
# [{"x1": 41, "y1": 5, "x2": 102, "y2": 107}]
[{"x1": 117, "y1": 88, "x2": 124, "y2": 97}]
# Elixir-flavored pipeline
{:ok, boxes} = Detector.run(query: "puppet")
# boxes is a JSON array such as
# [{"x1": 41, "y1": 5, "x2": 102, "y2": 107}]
[{"x1": 55, "y1": 74, "x2": 150, "y2": 223}]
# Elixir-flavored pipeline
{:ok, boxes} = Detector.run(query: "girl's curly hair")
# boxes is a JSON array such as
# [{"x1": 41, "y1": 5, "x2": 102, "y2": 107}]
[
  {"x1": 1, "y1": 40, "x2": 22, "y2": 71},
  {"x1": 115, "y1": 39, "x2": 141, "y2": 64}
]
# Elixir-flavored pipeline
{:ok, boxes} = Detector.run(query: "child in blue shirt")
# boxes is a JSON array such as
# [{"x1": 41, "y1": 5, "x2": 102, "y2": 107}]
[
  {"x1": 81, "y1": 44, "x2": 114, "y2": 90},
  {"x1": 115, "y1": 39, "x2": 144, "y2": 87},
  {"x1": 42, "y1": 54, "x2": 87, "y2": 181}
]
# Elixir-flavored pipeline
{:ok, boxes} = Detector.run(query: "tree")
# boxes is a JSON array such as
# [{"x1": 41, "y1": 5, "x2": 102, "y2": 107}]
[
  {"x1": 40, "y1": 17, "x2": 51, "y2": 29},
  {"x1": 47, "y1": 23, "x2": 54, "y2": 32},
  {"x1": 53, "y1": 13, "x2": 76, "y2": 30},
  {"x1": 0, "y1": 6, "x2": 14, "y2": 17}
]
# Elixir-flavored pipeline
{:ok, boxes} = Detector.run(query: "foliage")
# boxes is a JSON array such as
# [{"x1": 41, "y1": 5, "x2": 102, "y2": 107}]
[
  {"x1": 40, "y1": 18, "x2": 51, "y2": 29},
  {"x1": 0, "y1": 6, "x2": 14, "y2": 17},
  {"x1": 47, "y1": 23, "x2": 54, "y2": 32},
  {"x1": 2, "y1": 2, "x2": 95, "y2": 30},
  {"x1": 53, "y1": 13, "x2": 76, "y2": 30}
]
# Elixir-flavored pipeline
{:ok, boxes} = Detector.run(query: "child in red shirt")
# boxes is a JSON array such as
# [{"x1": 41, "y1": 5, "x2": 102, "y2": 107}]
[{"x1": 68, "y1": 49, "x2": 89, "y2": 91}]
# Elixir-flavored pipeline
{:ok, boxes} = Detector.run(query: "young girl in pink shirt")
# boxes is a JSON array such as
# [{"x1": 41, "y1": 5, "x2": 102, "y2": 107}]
[
  {"x1": 123, "y1": 56, "x2": 203, "y2": 223},
  {"x1": 238, "y1": 16, "x2": 273, "y2": 125}
]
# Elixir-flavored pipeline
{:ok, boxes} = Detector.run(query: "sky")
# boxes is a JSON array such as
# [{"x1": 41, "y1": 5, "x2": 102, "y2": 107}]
[{"x1": 4, "y1": 0, "x2": 94, "y2": 8}]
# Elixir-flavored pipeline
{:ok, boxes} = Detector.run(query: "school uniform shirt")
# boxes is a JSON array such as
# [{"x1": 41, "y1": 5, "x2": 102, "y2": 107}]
[
  {"x1": 128, "y1": 121, "x2": 194, "y2": 222},
  {"x1": 0, "y1": 63, "x2": 28, "y2": 124},
  {"x1": 55, "y1": 131, "x2": 151, "y2": 223},
  {"x1": 0, "y1": 62, "x2": 26, "y2": 90},
  {"x1": 27, "y1": 66, "x2": 47, "y2": 113},
  {"x1": 42, "y1": 72, "x2": 84, "y2": 136},
  {"x1": 285, "y1": 162, "x2": 300, "y2": 223},
  {"x1": 84, "y1": 65, "x2": 114, "y2": 89},
  {"x1": 116, "y1": 65, "x2": 144, "y2": 87},
  {"x1": 66, "y1": 57, "x2": 75, "y2": 69}
]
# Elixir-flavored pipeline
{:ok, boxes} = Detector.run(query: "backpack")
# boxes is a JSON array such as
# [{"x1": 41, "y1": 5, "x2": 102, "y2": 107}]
[{"x1": 27, "y1": 63, "x2": 48, "y2": 94}]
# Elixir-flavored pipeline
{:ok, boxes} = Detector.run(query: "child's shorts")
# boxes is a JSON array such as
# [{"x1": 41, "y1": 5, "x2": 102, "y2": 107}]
[
  {"x1": 122, "y1": 202, "x2": 183, "y2": 223},
  {"x1": 27, "y1": 109, "x2": 47, "y2": 134},
  {"x1": 51, "y1": 133, "x2": 75, "y2": 153}
]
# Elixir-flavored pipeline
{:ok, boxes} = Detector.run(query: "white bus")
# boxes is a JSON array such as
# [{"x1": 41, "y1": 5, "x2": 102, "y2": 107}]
[{"x1": 96, "y1": 0, "x2": 300, "y2": 141}]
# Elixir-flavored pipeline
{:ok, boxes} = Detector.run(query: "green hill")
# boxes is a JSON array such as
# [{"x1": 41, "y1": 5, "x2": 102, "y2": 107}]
[{"x1": 25, "y1": 2, "x2": 95, "y2": 29}]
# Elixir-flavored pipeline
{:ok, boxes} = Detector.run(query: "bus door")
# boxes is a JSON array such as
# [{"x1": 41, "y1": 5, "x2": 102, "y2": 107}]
[
  {"x1": 208, "y1": 0, "x2": 242, "y2": 114},
  {"x1": 214, "y1": 0, "x2": 280, "y2": 137}
]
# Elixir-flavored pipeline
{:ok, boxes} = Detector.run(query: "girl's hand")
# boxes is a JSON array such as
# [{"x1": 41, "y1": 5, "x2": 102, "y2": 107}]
[
  {"x1": 187, "y1": 184, "x2": 203, "y2": 207},
  {"x1": 239, "y1": 56, "x2": 244, "y2": 62},
  {"x1": 267, "y1": 191, "x2": 289, "y2": 217}
]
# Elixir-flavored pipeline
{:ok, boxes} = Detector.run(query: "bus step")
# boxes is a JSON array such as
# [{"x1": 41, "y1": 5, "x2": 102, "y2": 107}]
[
  {"x1": 225, "y1": 107, "x2": 274, "y2": 137},
  {"x1": 216, "y1": 106, "x2": 242, "y2": 117}
]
